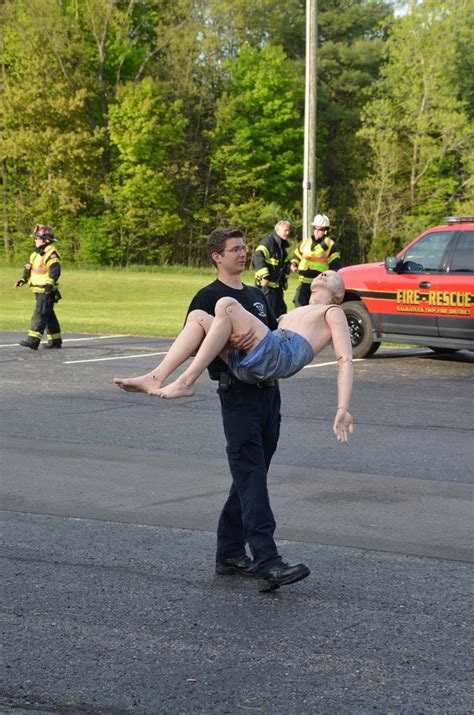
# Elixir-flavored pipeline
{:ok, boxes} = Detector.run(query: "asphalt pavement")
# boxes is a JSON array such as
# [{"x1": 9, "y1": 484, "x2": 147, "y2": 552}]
[{"x1": 1, "y1": 331, "x2": 473, "y2": 714}]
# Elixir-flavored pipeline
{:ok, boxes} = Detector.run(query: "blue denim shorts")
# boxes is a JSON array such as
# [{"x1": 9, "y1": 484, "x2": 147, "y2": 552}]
[{"x1": 228, "y1": 329, "x2": 314, "y2": 383}]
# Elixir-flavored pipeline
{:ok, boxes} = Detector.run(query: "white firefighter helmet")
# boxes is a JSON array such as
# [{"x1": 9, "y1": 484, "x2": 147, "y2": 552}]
[{"x1": 311, "y1": 214, "x2": 330, "y2": 229}]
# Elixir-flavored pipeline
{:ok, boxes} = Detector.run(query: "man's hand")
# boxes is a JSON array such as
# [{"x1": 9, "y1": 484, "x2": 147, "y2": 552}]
[
  {"x1": 228, "y1": 327, "x2": 257, "y2": 352},
  {"x1": 14, "y1": 280, "x2": 26, "y2": 288},
  {"x1": 333, "y1": 408, "x2": 353, "y2": 443},
  {"x1": 290, "y1": 263, "x2": 298, "y2": 272}
]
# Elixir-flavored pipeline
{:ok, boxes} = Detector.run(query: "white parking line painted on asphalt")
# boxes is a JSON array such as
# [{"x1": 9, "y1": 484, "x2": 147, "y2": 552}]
[
  {"x1": 65, "y1": 353, "x2": 363, "y2": 367},
  {"x1": 64, "y1": 351, "x2": 168, "y2": 364},
  {"x1": 58, "y1": 335, "x2": 128, "y2": 342},
  {"x1": 304, "y1": 358, "x2": 364, "y2": 369},
  {"x1": 68, "y1": 353, "x2": 364, "y2": 367},
  {"x1": 0, "y1": 334, "x2": 127, "y2": 348}
]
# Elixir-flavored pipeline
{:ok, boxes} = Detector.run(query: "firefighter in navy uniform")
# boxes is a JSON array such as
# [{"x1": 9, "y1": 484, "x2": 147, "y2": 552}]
[
  {"x1": 14, "y1": 224, "x2": 62, "y2": 350},
  {"x1": 291, "y1": 213, "x2": 342, "y2": 307},
  {"x1": 252, "y1": 220, "x2": 291, "y2": 318}
]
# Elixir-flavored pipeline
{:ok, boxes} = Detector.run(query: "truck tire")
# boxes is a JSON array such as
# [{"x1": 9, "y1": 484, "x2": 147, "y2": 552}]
[{"x1": 341, "y1": 301, "x2": 380, "y2": 358}]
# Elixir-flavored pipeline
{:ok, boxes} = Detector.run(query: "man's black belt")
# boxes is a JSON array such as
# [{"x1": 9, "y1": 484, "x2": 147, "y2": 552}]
[{"x1": 217, "y1": 372, "x2": 277, "y2": 391}]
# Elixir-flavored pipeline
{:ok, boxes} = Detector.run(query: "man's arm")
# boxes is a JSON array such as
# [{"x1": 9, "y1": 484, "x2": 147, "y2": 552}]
[
  {"x1": 290, "y1": 243, "x2": 302, "y2": 272},
  {"x1": 326, "y1": 241, "x2": 342, "y2": 271},
  {"x1": 46, "y1": 253, "x2": 61, "y2": 285},
  {"x1": 325, "y1": 306, "x2": 354, "y2": 442},
  {"x1": 14, "y1": 262, "x2": 32, "y2": 288},
  {"x1": 253, "y1": 243, "x2": 270, "y2": 287}
]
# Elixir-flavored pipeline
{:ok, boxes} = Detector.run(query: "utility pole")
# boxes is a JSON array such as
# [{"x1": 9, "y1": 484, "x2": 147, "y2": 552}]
[{"x1": 302, "y1": 0, "x2": 317, "y2": 241}]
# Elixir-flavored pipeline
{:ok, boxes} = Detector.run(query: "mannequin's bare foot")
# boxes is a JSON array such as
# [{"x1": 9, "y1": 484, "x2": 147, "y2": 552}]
[
  {"x1": 113, "y1": 373, "x2": 161, "y2": 394},
  {"x1": 157, "y1": 379, "x2": 196, "y2": 399},
  {"x1": 146, "y1": 379, "x2": 166, "y2": 396}
]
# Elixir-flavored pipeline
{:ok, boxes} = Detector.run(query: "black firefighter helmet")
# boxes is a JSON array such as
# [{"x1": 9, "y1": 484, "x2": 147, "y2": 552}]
[{"x1": 33, "y1": 224, "x2": 57, "y2": 243}]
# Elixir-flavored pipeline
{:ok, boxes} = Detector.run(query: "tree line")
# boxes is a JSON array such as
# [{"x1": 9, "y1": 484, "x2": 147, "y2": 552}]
[{"x1": 1, "y1": 0, "x2": 473, "y2": 267}]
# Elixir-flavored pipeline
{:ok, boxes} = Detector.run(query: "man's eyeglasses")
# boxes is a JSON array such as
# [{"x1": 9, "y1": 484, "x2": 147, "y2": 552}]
[{"x1": 220, "y1": 245, "x2": 249, "y2": 255}]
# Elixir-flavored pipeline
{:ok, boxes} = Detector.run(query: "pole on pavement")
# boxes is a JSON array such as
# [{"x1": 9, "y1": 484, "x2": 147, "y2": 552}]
[{"x1": 302, "y1": 0, "x2": 317, "y2": 241}]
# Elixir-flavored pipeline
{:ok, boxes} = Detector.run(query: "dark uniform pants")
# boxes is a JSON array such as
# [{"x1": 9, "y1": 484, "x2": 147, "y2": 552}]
[
  {"x1": 260, "y1": 285, "x2": 287, "y2": 318},
  {"x1": 30, "y1": 293, "x2": 61, "y2": 341},
  {"x1": 293, "y1": 282, "x2": 312, "y2": 307},
  {"x1": 216, "y1": 382, "x2": 282, "y2": 575}
]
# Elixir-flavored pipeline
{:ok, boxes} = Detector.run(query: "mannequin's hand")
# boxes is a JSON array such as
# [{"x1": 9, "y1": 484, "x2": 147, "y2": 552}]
[{"x1": 333, "y1": 408, "x2": 353, "y2": 443}]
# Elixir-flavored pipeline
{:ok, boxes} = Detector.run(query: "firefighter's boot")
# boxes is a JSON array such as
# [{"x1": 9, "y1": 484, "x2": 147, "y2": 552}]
[
  {"x1": 43, "y1": 339, "x2": 62, "y2": 349},
  {"x1": 19, "y1": 337, "x2": 40, "y2": 350}
]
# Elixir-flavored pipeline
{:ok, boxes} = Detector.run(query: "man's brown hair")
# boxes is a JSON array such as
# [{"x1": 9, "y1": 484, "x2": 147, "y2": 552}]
[{"x1": 206, "y1": 228, "x2": 245, "y2": 267}]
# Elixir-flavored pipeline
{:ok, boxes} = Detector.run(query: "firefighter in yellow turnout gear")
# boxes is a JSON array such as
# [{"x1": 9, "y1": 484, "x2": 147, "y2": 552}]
[
  {"x1": 15, "y1": 224, "x2": 62, "y2": 350},
  {"x1": 291, "y1": 214, "x2": 342, "y2": 307}
]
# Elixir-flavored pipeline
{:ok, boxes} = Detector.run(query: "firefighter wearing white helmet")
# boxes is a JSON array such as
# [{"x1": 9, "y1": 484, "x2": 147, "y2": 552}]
[
  {"x1": 290, "y1": 213, "x2": 342, "y2": 307},
  {"x1": 14, "y1": 224, "x2": 63, "y2": 350}
]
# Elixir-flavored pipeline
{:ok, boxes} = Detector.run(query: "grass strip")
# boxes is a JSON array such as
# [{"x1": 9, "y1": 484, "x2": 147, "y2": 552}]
[{"x1": 0, "y1": 265, "x2": 299, "y2": 337}]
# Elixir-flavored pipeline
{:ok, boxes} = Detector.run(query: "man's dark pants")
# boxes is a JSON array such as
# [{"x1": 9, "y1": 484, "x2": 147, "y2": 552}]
[
  {"x1": 260, "y1": 285, "x2": 287, "y2": 318},
  {"x1": 216, "y1": 382, "x2": 282, "y2": 575},
  {"x1": 293, "y1": 282, "x2": 312, "y2": 307},
  {"x1": 30, "y1": 293, "x2": 61, "y2": 338}
]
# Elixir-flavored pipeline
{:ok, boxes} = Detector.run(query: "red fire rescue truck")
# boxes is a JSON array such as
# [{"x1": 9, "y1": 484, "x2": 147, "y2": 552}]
[{"x1": 339, "y1": 217, "x2": 474, "y2": 358}]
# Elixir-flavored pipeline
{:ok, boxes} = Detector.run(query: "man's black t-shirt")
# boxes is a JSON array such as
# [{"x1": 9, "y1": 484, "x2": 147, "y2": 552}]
[{"x1": 187, "y1": 279, "x2": 278, "y2": 379}]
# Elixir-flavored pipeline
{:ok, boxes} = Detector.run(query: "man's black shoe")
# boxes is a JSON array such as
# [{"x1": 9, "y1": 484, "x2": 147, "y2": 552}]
[
  {"x1": 215, "y1": 554, "x2": 255, "y2": 577},
  {"x1": 19, "y1": 339, "x2": 39, "y2": 351},
  {"x1": 43, "y1": 342, "x2": 62, "y2": 349},
  {"x1": 258, "y1": 562, "x2": 311, "y2": 592}
]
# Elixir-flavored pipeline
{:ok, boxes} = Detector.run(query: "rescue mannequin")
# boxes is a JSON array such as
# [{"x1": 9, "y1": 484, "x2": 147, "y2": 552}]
[{"x1": 114, "y1": 271, "x2": 354, "y2": 442}]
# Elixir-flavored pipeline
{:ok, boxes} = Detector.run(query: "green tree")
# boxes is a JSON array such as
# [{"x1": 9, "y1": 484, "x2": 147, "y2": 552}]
[
  {"x1": 0, "y1": 0, "x2": 421, "y2": 266},
  {"x1": 106, "y1": 78, "x2": 186, "y2": 265},
  {"x1": 315, "y1": 0, "x2": 393, "y2": 260},
  {"x1": 0, "y1": 0, "x2": 178, "y2": 260},
  {"x1": 356, "y1": 0, "x2": 474, "y2": 260},
  {"x1": 207, "y1": 44, "x2": 304, "y2": 240},
  {"x1": 0, "y1": 0, "x2": 101, "y2": 257}
]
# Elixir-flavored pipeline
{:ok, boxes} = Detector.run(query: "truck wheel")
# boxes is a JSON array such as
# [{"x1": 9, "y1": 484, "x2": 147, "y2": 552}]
[{"x1": 341, "y1": 301, "x2": 380, "y2": 358}]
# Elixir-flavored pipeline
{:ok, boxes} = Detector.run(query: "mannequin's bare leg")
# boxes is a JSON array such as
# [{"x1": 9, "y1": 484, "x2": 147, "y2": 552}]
[
  {"x1": 113, "y1": 310, "x2": 213, "y2": 394},
  {"x1": 158, "y1": 298, "x2": 268, "y2": 399}
]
